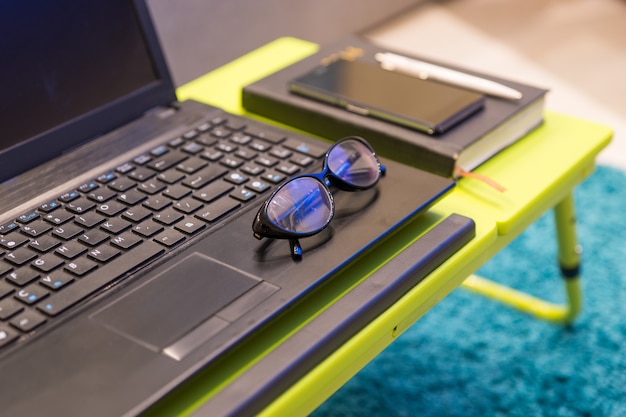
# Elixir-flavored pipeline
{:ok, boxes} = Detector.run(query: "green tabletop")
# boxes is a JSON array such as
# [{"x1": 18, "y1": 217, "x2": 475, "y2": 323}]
[{"x1": 149, "y1": 37, "x2": 613, "y2": 416}]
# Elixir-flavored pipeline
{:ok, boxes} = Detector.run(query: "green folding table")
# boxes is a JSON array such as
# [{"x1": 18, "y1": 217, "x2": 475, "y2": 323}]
[{"x1": 144, "y1": 37, "x2": 612, "y2": 416}]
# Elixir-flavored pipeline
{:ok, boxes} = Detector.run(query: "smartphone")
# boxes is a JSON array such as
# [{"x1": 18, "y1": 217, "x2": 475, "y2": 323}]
[{"x1": 288, "y1": 59, "x2": 485, "y2": 135}]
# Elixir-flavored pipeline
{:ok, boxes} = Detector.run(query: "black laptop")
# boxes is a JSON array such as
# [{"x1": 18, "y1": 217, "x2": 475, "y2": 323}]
[{"x1": 0, "y1": 1, "x2": 466, "y2": 416}]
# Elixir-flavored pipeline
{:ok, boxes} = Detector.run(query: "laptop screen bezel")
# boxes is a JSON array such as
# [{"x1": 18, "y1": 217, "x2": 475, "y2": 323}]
[{"x1": 0, "y1": 0, "x2": 178, "y2": 184}]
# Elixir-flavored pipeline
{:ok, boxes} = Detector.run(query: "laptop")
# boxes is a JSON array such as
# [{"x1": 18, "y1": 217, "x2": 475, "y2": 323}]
[{"x1": 0, "y1": 1, "x2": 464, "y2": 415}]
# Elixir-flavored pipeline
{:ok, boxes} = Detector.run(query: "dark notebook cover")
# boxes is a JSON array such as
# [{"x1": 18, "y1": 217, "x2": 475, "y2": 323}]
[{"x1": 242, "y1": 35, "x2": 548, "y2": 178}]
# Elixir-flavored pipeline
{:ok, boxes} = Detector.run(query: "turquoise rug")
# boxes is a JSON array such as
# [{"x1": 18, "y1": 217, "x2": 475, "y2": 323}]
[{"x1": 313, "y1": 165, "x2": 626, "y2": 417}]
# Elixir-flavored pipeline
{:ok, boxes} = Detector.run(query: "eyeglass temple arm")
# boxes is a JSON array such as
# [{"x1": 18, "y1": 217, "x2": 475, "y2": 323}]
[{"x1": 289, "y1": 239, "x2": 303, "y2": 261}]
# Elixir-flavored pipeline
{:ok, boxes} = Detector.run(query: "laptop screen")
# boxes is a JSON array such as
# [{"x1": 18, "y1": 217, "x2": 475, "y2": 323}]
[{"x1": 0, "y1": 0, "x2": 176, "y2": 183}]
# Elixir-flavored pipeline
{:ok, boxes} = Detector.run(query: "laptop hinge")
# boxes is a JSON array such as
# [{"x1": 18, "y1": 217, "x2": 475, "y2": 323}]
[{"x1": 144, "y1": 105, "x2": 177, "y2": 119}]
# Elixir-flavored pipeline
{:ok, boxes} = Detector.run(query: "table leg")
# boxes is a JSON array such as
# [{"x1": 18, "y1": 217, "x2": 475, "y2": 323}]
[{"x1": 461, "y1": 192, "x2": 582, "y2": 325}]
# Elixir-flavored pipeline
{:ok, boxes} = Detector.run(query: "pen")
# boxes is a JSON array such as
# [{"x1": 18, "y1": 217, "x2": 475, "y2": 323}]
[{"x1": 375, "y1": 52, "x2": 523, "y2": 101}]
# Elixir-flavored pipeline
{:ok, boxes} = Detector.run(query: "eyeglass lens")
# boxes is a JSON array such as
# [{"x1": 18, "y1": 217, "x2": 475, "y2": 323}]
[
  {"x1": 327, "y1": 139, "x2": 381, "y2": 188},
  {"x1": 266, "y1": 176, "x2": 333, "y2": 235}
]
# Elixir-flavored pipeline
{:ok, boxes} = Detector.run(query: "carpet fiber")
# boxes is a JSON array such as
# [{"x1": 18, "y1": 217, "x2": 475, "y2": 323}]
[{"x1": 312, "y1": 165, "x2": 626, "y2": 417}]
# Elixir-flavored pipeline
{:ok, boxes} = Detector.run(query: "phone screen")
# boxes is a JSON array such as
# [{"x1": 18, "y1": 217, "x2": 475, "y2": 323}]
[{"x1": 288, "y1": 59, "x2": 484, "y2": 135}]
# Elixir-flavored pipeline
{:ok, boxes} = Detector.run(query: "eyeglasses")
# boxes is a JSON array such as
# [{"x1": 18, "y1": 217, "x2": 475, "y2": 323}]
[{"x1": 252, "y1": 136, "x2": 386, "y2": 260}]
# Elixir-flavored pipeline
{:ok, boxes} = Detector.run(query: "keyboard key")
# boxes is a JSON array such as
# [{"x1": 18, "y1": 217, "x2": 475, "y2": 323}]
[
  {"x1": 182, "y1": 142, "x2": 204, "y2": 155},
  {"x1": 276, "y1": 163, "x2": 300, "y2": 176},
  {"x1": 168, "y1": 137, "x2": 185, "y2": 148},
  {"x1": 96, "y1": 201, "x2": 127, "y2": 217},
  {"x1": 5, "y1": 267, "x2": 39, "y2": 286},
  {"x1": 0, "y1": 326, "x2": 19, "y2": 348},
  {"x1": 133, "y1": 155, "x2": 152, "y2": 165},
  {"x1": 100, "y1": 218, "x2": 132, "y2": 234},
  {"x1": 147, "y1": 152, "x2": 188, "y2": 172},
  {"x1": 0, "y1": 221, "x2": 20, "y2": 235},
  {"x1": 195, "y1": 134, "x2": 218, "y2": 147},
  {"x1": 220, "y1": 156, "x2": 243, "y2": 169},
  {"x1": 200, "y1": 150, "x2": 224, "y2": 162},
  {"x1": 290, "y1": 154, "x2": 315, "y2": 167},
  {"x1": 115, "y1": 162, "x2": 135, "y2": 175},
  {"x1": 163, "y1": 184, "x2": 192, "y2": 200},
  {"x1": 87, "y1": 188, "x2": 117, "y2": 203},
  {"x1": 230, "y1": 132, "x2": 253, "y2": 146},
  {"x1": 78, "y1": 229, "x2": 110, "y2": 247},
  {"x1": 137, "y1": 180, "x2": 166, "y2": 195},
  {"x1": 87, "y1": 245, "x2": 120, "y2": 263},
  {"x1": 248, "y1": 140, "x2": 272, "y2": 153},
  {"x1": 14, "y1": 285, "x2": 49, "y2": 305},
  {"x1": 176, "y1": 157, "x2": 207, "y2": 174},
  {"x1": 55, "y1": 241, "x2": 88, "y2": 259},
  {"x1": 150, "y1": 145, "x2": 169, "y2": 157},
  {"x1": 10, "y1": 310, "x2": 46, "y2": 332},
  {"x1": 195, "y1": 198, "x2": 241, "y2": 223},
  {"x1": 173, "y1": 198, "x2": 203, "y2": 215},
  {"x1": 0, "y1": 234, "x2": 29, "y2": 250},
  {"x1": 255, "y1": 156, "x2": 278, "y2": 168},
  {"x1": 174, "y1": 217, "x2": 206, "y2": 235},
  {"x1": 230, "y1": 188, "x2": 256, "y2": 202},
  {"x1": 269, "y1": 148, "x2": 292, "y2": 159},
  {"x1": 0, "y1": 281, "x2": 14, "y2": 299},
  {"x1": 143, "y1": 196, "x2": 172, "y2": 211},
  {"x1": 153, "y1": 229, "x2": 186, "y2": 247},
  {"x1": 133, "y1": 220, "x2": 164, "y2": 238},
  {"x1": 74, "y1": 212, "x2": 105, "y2": 228},
  {"x1": 96, "y1": 172, "x2": 117, "y2": 184},
  {"x1": 246, "y1": 128, "x2": 285, "y2": 144},
  {"x1": 31, "y1": 253, "x2": 64, "y2": 273},
  {"x1": 17, "y1": 212, "x2": 40, "y2": 224},
  {"x1": 240, "y1": 164, "x2": 265, "y2": 176},
  {"x1": 64, "y1": 257, "x2": 98, "y2": 276},
  {"x1": 65, "y1": 198, "x2": 96, "y2": 214},
  {"x1": 110, "y1": 232, "x2": 142, "y2": 250},
  {"x1": 5, "y1": 248, "x2": 38, "y2": 266},
  {"x1": 20, "y1": 220, "x2": 53, "y2": 237},
  {"x1": 117, "y1": 189, "x2": 147, "y2": 205},
  {"x1": 215, "y1": 142, "x2": 238, "y2": 153},
  {"x1": 78, "y1": 182, "x2": 98, "y2": 193},
  {"x1": 246, "y1": 180, "x2": 271, "y2": 193},
  {"x1": 43, "y1": 210, "x2": 75, "y2": 226},
  {"x1": 38, "y1": 241, "x2": 164, "y2": 317},
  {"x1": 121, "y1": 207, "x2": 152, "y2": 223},
  {"x1": 52, "y1": 223, "x2": 84, "y2": 240},
  {"x1": 157, "y1": 169, "x2": 186, "y2": 185},
  {"x1": 0, "y1": 298, "x2": 23, "y2": 320},
  {"x1": 193, "y1": 181, "x2": 234, "y2": 203},
  {"x1": 153, "y1": 209, "x2": 184, "y2": 226},
  {"x1": 28, "y1": 236, "x2": 61, "y2": 253},
  {"x1": 182, "y1": 165, "x2": 228, "y2": 189},
  {"x1": 261, "y1": 171, "x2": 286, "y2": 184},
  {"x1": 58, "y1": 191, "x2": 80, "y2": 203},
  {"x1": 108, "y1": 178, "x2": 137, "y2": 192},
  {"x1": 40, "y1": 271, "x2": 75, "y2": 291},
  {"x1": 282, "y1": 138, "x2": 327, "y2": 158},
  {"x1": 0, "y1": 263, "x2": 13, "y2": 278},
  {"x1": 38, "y1": 201, "x2": 62, "y2": 213}
]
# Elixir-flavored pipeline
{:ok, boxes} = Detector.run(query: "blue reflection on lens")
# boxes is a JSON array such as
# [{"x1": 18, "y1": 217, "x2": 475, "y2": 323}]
[
  {"x1": 266, "y1": 177, "x2": 333, "y2": 234},
  {"x1": 327, "y1": 140, "x2": 379, "y2": 187}
]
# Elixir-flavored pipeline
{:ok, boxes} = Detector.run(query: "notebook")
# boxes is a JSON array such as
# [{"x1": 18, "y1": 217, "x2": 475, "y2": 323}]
[{"x1": 0, "y1": 1, "x2": 464, "y2": 416}]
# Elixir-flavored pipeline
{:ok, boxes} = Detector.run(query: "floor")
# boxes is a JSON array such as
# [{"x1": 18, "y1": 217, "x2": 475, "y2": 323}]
[{"x1": 364, "y1": 0, "x2": 626, "y2": 169}]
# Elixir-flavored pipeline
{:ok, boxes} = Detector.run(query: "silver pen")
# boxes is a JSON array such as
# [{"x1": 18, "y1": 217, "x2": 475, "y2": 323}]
[{"x1": 375, "y1": 52, "x2": 523, "y2": 101}]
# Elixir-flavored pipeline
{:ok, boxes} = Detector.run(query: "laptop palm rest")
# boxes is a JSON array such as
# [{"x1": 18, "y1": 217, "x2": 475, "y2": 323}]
[{"x1": 92, "y1": 253, "x2": 261, "y2": 355}]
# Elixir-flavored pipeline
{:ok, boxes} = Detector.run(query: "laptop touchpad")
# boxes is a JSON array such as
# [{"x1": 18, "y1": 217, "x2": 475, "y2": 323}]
[{"x1": 92, "y1": 252, "x2": 260, "y2": 353}]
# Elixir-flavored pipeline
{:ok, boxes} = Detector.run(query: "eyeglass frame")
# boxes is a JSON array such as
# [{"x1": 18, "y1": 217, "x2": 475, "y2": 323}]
[{"x1": 252, "y1": 136, "x2": 386, "y2": 261}]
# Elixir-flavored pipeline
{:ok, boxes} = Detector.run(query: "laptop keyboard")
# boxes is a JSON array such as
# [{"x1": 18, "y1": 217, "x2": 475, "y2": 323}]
[{"x1": 0, "y1": 114, "x2": 327, "y2": 351}]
